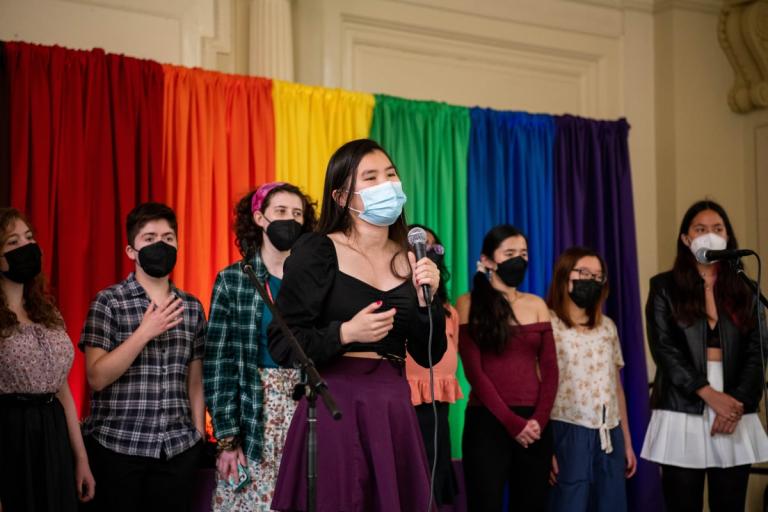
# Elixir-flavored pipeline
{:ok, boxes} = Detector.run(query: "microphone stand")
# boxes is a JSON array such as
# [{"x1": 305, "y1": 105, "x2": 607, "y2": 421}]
[
  {"x1": 240, "y1": 259, "x2": 342, "y2": 512},
  {"x1": 733, "y1": 258, "x2": 768, "y2": 429},
  {"x1": 735, "y1": 267, "x2": 768, "y2": 309}
]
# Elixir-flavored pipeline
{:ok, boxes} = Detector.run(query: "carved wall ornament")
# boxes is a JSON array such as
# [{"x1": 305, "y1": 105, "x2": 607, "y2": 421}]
[{"x1": 719, "y1": 0, "x2": 768, "y2": 113}]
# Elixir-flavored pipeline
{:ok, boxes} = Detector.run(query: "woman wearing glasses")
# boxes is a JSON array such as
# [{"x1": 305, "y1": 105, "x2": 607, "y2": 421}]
[
  {"x1": 546, "y1": 247, "x2": 636, "y2": 512},
  {"x1": 456, "y1": 224, "x2": 558, "y2": 512}
]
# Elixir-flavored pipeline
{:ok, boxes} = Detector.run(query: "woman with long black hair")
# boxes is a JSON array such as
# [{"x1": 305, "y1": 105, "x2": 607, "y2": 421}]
[
  {"x1": 641, "y1": 199, "x2": 768, "y2": 512},
  {"x1": 268, "y1": 138, "x2": 447, "y2": 511},
  {"x1": 457, "y1": 224, "x2": 558, "y2": 512}
]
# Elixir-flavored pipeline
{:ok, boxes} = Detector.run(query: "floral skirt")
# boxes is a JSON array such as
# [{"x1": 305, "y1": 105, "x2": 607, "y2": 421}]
[{"x1": 212, "y1": 368, "x2": 300, "y2": 512}]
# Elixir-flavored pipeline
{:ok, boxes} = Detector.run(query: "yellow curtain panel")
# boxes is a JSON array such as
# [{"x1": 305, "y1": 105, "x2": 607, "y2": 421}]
[{"x1": 272, "y1": 81, "x2": 374, "y2": 205}]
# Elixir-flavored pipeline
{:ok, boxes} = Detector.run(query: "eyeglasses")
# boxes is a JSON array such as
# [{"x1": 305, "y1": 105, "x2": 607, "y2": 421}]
[
  {"x1": 571, "y1": 267, "x2": 606, "y2": 284},
  {"x1": 426, "y1": 244, "x2": 444, "y2": 255}
]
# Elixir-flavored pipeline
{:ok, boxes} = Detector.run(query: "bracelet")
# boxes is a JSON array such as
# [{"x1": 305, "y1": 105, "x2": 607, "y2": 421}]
[{"x1": 216, "y1": 436, "x2": 240, "y2": 454}]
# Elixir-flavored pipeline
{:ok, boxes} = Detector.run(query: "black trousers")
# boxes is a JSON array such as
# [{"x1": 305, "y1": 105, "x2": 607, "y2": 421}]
[
  {"x1": 462, "y1": 405, "x2": 552, "y2": 512},
  {"x1": 661, "y1": 464, "x2": 751, "y2": 512},
  {"x1": 82, "y1": 436, "x2": 202, "y2": 512},
  {"x1": 414, "y1": 401, "x2": 458, "y2": 506}
]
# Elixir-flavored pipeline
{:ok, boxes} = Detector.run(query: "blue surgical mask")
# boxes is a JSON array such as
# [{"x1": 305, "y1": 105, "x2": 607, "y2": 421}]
[{"x1": 350, "y1": 181, "x2": 407, "y2": 226}]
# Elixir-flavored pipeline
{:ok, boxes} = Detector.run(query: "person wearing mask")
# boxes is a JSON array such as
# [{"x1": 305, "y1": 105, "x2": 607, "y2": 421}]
[
  {"x1": 0, "y1": 207, "x2": 95, "y2": 511},
  {"x1": 268, "y1": 138, "x2": 447, "y2": 511},
  {"x1": 546, "y1": 247, "x2": 636, "y2": 512},
  {"x1": 80, "y1": 202, "x2": 206, "y2": 512},
  {"x1": 204, "y1": 182, "x2": 316, "y2": 511},
  {"x1": 457, "y1": 224, "x2": 558, "y2": 512},
  {"x1": 641, "y1": 199, "x2": 768, "y2": 512}
]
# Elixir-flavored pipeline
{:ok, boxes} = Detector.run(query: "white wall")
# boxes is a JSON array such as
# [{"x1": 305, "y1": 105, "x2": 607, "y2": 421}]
[
  {"x1": 0, "y1": 0, "x2": 244, "y2": 71},
  {"x1": 294, "y1": 0, "x2": 659, "y2": 372}
]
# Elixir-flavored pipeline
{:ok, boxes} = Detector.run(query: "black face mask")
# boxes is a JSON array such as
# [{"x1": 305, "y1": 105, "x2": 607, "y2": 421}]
[
  {"x1": 2, "y1": 243, "x2": 42, "y2": 283},
  {"x1": 494, "y1": 256, "x2": 527, "y2": 288},
  {"x1": 137, "y1": 242, "x2": 177, "y2": 278},
  {"x1": 427, "y1": 249, "x2": 444, "y2": 268},
  {"x1": 265, "y1": 219, "x2": 303, "y2": 252},
  {"x1": 569, "y1": 279, "x2": 604, "y2": 309}
]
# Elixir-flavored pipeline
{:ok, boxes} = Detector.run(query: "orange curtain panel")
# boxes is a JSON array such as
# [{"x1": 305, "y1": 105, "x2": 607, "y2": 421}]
[{"x1": 162, "y1": 66, "x2": 276, "y2": 312}]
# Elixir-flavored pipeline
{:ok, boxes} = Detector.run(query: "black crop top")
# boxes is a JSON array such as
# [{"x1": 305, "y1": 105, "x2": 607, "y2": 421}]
[
  {"x1": 707, "y1": 322, "x2": 721, "y2": 349},
  {"x1": 267, "y1": 233, "x2": 447, "y2": 368}
]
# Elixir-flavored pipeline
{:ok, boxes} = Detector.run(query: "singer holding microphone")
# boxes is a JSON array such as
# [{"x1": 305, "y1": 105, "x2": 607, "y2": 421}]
[
  {"x1": 268, "y1": 138, "x2": 447, "y2": 512},
  {"x1": 641, "y1": 199, "x2": 768, "y2": 512}
]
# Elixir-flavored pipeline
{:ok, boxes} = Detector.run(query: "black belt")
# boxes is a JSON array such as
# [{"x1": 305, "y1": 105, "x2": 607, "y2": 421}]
[{"x1": 0, "y1": 393, "x2": 56, "y2": 405}]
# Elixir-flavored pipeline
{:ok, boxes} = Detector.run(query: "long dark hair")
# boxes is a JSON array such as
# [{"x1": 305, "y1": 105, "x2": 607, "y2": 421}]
[
  {"x1": 318, "y1": 139, "x2": 409, "y2": 277},
  {"x1": 0, "y1": 208, "x2": 64, "y2": 337},
  {"x1": 469, "y1": 225, "x2": 526, "y2": 353},
  {"x1": 408, "y1": 223, "x2": 451, "y2": 317},
  {"x1": 547, "y1": 246, "x2": 609, "y2": 329},
  {"x1": 234, "y1": 183, "x2": 317, "y2": 258},
  {"x1": 671, "y1": 199, "x2": 753, "y2": 330}
]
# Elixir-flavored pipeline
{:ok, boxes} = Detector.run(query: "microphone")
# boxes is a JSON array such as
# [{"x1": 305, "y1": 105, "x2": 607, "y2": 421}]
[
  {"x1": 695, "y1": 247, "x2": 755, "y2": 264},
  {"x1": 407, "y1": 227, "x2": 432, "y2": 304}
]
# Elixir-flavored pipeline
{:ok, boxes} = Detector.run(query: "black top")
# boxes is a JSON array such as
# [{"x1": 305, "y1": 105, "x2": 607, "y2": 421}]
[
  {"x1": 268, "y1": 233, "x2": 447, "y2": 368},
  {"x1": 706, "y1": 322, "x2": 721, "y2": 349},
  {"x1": 646, "y1": 271, "x2": 766, "y2": 415}
]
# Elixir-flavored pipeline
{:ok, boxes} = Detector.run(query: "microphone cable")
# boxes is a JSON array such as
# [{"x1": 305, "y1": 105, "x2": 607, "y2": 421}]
[{"x1": 425, "y1": 301, "x2": 437, "y2": 512}]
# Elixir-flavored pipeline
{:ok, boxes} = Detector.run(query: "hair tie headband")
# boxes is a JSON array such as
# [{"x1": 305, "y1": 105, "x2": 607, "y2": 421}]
[{"x1": 251, "y1": 182, "x2": 287, "y2": 212}]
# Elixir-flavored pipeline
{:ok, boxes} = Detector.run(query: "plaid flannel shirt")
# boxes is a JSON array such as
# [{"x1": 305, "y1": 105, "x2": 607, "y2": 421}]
[
  {"x1": 79, "y1": 273, "x2": 206, "y2": 458},
  {"x1": 204, "y1": 254, "x2": 290, "y2": 462}
]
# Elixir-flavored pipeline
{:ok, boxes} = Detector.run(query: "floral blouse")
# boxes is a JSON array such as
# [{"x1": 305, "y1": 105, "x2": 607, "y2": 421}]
[{"x1": 549, "y1": 313, "x2": 624, "y2": 430}]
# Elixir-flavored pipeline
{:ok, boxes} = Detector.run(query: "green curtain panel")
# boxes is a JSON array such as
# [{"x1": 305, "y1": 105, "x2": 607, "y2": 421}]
[{"x1": 370, "y1": 95, "x2": 471, "y2": 458}]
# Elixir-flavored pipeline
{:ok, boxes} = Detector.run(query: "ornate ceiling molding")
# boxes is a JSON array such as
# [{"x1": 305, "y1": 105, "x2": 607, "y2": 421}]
[{"x1": 719, "y1": 0, "x2": 768, "y2": 113}]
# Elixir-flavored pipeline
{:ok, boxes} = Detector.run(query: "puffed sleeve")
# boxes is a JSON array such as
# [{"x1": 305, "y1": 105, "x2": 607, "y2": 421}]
[
  {"x1": 406, "y1": 301, "x2": 447, "y2": 368},
  {"x1": 268, "y1": 233, "x2": 345, "y2": 367}
]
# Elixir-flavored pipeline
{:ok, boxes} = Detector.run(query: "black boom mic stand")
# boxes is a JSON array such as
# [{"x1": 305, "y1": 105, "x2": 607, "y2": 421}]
[{"x1": 240, "y1": 259, "x2": 342, "y2": 512}]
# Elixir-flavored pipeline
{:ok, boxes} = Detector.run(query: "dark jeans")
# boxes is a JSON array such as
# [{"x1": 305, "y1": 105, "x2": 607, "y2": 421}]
[
  {"x1": 82, "y1": 436, "x2": 203, "y2": 512},
  {"x1": 661, "y1": 463, "x2": 751, "y2": 512},
  {"x1": 462, "y1": 405, "x2": 552, "y2": 512}
]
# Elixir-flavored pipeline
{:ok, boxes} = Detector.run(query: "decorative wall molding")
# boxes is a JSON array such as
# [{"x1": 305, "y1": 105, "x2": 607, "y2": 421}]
[
  {"x1": 719, "y1": 0, "x2": 768, "y2": 113},
  {"x1": 59, "y1": 0, "x2": 235, "y2": 68},
  {"x1": 653, "y1": 0, "x2": 722, "y2": 14},
  {"x1": 337, "y1": 13, "x2": 619, "y2": 116}
]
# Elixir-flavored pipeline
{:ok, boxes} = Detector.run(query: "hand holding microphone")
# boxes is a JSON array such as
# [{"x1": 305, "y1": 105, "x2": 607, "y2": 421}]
[{"x1": 407, "y1": 227, "x2": 440, "y2": 306}]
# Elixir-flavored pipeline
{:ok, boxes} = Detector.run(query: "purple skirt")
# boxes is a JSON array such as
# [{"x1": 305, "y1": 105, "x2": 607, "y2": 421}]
[{"x1": 271, "y1": 357, "x2": 434, "y2": 512}]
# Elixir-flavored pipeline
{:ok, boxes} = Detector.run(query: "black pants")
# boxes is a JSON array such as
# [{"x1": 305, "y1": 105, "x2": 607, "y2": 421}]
[
  {"x1": 414, "y1": 401, "x2": 458, "y2": 506},
  {"x1": 661, "y1": 464, "x2": 751, "y2": 512},
  {"x1": 82, "y1": 436, "x2": 202, "y2": 512},
  {"x1": 462, "y1": 405, "x2": 552, "y2": 512}
]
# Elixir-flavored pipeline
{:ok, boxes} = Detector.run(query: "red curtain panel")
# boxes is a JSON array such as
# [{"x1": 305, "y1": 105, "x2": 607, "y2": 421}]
[{"x1": 4, "y1": 42, "x2": 164, "y2": 414}]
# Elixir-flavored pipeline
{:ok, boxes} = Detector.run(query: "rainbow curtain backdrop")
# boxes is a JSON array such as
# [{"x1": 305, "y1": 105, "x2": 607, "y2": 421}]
[{"x1": 1, "y1": 41, "x2": 661, "y2": 510}]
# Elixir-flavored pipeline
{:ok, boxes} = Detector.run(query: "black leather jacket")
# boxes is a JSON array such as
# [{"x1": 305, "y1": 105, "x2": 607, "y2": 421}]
[{"x1": 646, "y1": 271, "x2": 766, "y2": 414}]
